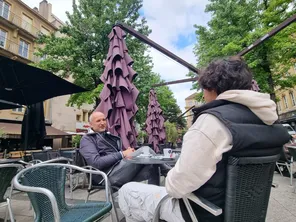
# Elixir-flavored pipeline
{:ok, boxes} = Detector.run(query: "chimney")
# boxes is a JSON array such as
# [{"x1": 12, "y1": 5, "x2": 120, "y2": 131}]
[
  {"x1": 39, "y1": 0, "x2": 52, "y2": 21},
  {"x1": 33, "y1": 7, "x2": 38, "y2": 12}
]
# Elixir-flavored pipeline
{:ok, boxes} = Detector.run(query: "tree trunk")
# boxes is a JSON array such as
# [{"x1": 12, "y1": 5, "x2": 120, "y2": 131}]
[
  {"x1": 267, "y1": 73, "x2": 276, "y2": 102},
  {"x1": 261, "y1": 46, "x2": 279, "y2": 116},
  {"x1": 261, "y1": 46, "x2": 276, "y2": 102}
]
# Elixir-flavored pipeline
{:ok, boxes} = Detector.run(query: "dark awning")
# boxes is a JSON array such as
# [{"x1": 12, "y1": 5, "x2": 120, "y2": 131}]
[{"x1": 0, "y1": 122, "x2": 70, "y2": 139}]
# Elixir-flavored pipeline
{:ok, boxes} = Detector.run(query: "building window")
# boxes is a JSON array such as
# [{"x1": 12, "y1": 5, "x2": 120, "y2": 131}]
[
  {"x1": 12, "y1": 107, "x2": 23, "y2": 112},
  {"x1": 290, "y1": 92, "x2": 296, "y2": 106},
  {"x1": 76, "y1": 114, "x2": 81, "y2": 122},
  {"x1": 283, "y1": 95, "x2": 288, "y2": 109},
  {"x1": 21, "y1": 14, "x2": 33, "y2": 33},
  {"x1": 83, "y1": 111, "x2": 88, "y2": 122},
  {"x1": 18, "y1": 39, "x2": 29, "y2": 58},
  {"x1": 0, "y1": 0, "x2": 10, "y2": 20},
  {"x1": 40, "y1": 54, "x2": 47, "y2": 61},
  {"x1": 277, "y1": 102, "x2": 281, "y2": 111},
  {"x1": 0, "y1": 29, "x2": 7, "y2": 48}
]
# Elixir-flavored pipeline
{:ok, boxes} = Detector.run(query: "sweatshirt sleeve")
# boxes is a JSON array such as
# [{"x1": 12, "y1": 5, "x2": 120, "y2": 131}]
[
  {"x1": 165, "y1": 114, "x2": 233, "y2": 198},
  {"x1": 79, "y1": 136, "x2": 123, "y2": 170}
]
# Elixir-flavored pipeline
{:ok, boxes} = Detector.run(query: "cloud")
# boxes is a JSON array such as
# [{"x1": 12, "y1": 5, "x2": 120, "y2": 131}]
[
  {"x1": 142, "y1": 0, "x2": 210, "y2": 111},
  {"x1": 23, "y1": 0, "x2": 210, "y2": 112}
]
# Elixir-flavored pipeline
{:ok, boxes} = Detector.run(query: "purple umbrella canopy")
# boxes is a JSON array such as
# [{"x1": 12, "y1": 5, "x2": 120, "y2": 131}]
[
  {"x1": 145, "y1": 89, "x2": 166, "y2": 152},
  {"x1": 96, "y1": 27, "x2": 139, "y2": 149}
]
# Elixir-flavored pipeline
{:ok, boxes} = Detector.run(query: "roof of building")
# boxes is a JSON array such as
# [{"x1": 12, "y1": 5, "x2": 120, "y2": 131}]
[
  {"x1": 18, "y1": 0, "x2": 58, "y2": 30},
  {"x1": 51, "y1": 13, "x2": 65, "y2": 26}
]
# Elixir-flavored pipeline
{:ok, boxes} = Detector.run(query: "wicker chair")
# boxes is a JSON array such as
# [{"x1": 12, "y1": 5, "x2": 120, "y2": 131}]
[
  {"x1": 73, "y1": 149, "x2": 120, "y2": 222},
  {"x1": 31, "y1": 151, "x2": 49, "y2": 162},
  {"x1": 0, "y1": 163, "x2": 24, "y2": 222},
  {"x1": 13, "y1": 164, "x2": 112, "y2": 222},
  {"x1": 47, "y1": 151, "x2": 61, "y2": 160},
  {"x1": 153, "y1": 154, "x2": 279, "y2": 222},
  {"x1": 59, "y1": 149, "x2": 76, "y2": 162}
]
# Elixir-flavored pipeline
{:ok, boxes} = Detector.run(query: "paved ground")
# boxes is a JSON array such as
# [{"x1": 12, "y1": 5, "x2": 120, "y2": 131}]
[{"x1": 1, "y1": 172, "x2": 296, "y2": 222}]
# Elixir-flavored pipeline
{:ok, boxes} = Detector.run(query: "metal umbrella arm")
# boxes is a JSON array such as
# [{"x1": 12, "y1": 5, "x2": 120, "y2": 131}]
[
  {"x1": 178, "y1": 105, "x2": 195, "y2": 118},
  {"x1": 116, "y1": 14, "x2": 296, "y2": 87},
  {"x1": 237, "y1": 14, "x2": 296, "y2": 56},
  {"x1": 115, "y1": 22, "x2": 199, "y2": 74}
]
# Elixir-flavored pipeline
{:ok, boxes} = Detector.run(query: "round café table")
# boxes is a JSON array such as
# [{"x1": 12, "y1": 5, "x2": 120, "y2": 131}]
[{"x1": 123, "y1": 155, "x2": 178, "y2": 185}]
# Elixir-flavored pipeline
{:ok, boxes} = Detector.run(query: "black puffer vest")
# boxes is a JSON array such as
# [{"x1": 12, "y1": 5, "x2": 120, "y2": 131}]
[{"x1": 179, "y1": 100, "x2": 290, "y2": 222}]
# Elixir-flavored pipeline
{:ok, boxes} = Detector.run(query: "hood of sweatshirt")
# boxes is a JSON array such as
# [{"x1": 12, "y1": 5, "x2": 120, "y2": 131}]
[{"x1": 217, "y1": 90, "x2": 277, "y2": 125}]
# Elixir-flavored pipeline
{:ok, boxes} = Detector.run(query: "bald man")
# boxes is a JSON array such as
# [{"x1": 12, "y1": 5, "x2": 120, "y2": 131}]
[{"x1": 79, "y1": 111, "x2": 170, "y2": 187}]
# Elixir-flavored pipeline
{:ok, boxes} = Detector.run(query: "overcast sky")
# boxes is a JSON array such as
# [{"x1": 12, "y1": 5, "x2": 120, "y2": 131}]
[{"x1": 23, "y1": 0, "x2": 210, "y2": 112}]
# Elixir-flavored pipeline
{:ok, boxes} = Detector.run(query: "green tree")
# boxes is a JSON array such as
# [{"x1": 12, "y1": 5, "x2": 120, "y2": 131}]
[
  {"x1": 156, "y1": 86, "x2": 186, "y2": 129},
  {"x1": 192, "y1": 0, "x2": 296, "y2": 101},
  {"x1": 164, "y1": 121, "x2": 179, "y2": 145},
  {"x1": 72, "y1": 135, "x2": 82, "y2": 148},
  {"x1": 135, "y1": 72, "x2": 186, "y2": 129},
  {"x1": 35, "y1": 0, "x2": 151, "y2": 107}
]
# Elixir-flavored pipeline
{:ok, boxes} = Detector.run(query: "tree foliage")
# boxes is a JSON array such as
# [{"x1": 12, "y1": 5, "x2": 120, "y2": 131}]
[
  {"x1": 135, "y1": 72, "x2": 186, "y2": 128},
  {"x1": 192, "y1": 0, "x2": 296, "y2": 101},
  {"x1": 155, "y1": 84, "x2": 187, "y2": 129},
  {"x1": 35, "y1": 0, "x2": 185, "y2": 128},
  {"x1": 164, "y1": 121, "x2": 179, "y2": 144}
]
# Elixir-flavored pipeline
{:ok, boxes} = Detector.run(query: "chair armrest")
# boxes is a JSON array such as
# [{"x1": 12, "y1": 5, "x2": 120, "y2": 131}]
[
  {"x1": 152, "y1": 193, "x2": 222, "y2": 222},
  {"x1": 18, "y1": 159, "x2": 42, "y2": 166},
  {"x1": 80, "y1": 165, "x2": 105, "y2": 191},
  {"x1": 152, "y1": 194, "x2": 171, "y2": 222},
  {"x1": 186, "y1": 193, "x2": 222, "y2": 216},
  {"x1": 19, "y1": 158, "x2": 70, "y2": 166},
  {"x1": 41, "y1": 157, "x2": 71, "y2": 164}
]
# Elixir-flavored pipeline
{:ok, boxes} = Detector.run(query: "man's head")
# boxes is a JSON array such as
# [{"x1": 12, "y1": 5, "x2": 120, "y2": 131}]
[
  {"x1": 89, "y1": 112, "x2": 107, "y2": 133},
  {"x1": 198, "y1": 57, "x2": 253, "y2": 103}
]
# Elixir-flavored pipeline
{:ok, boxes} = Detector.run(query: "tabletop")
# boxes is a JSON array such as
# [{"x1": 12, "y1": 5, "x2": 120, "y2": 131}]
[{"x1": 123, "y1": 155, "x2": 178, "y2": 165}]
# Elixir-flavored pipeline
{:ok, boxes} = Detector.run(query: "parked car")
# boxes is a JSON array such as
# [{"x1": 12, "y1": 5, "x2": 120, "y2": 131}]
[{"x1": 282, "y1": 124, "x2": 296, "y2": 137}]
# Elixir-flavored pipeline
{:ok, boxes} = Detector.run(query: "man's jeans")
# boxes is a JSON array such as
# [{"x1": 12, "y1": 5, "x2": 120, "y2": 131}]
[{"x1": 106, "y1": 147, "x2": 160, "y2": 187}]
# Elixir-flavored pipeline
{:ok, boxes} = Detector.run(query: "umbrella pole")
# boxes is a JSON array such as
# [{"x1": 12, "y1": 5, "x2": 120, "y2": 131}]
[{"x1": 23, "y1": 105, "x2": 30, "y2": 159}]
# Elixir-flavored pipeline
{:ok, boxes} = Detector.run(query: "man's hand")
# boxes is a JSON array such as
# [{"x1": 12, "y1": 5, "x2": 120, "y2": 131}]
[{"x1": 122, "y1": 147, "x2": 135, "y2": 158}]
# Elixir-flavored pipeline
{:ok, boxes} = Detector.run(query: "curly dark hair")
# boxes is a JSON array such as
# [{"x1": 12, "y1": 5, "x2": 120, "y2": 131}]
[{"x1": 198, "y1": 56, "x2": 253, "y2": 95}]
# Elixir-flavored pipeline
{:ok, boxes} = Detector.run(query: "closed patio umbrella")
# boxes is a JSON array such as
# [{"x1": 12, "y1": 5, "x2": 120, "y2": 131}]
[
  {"x1": 96, "y1": 27, "x2": 138, "y2": 149},
  {"x1": 145, "y1": 89, "x2": 166, "y2": 152},
  {"x1": 21, "y1": 102, "x2": 46, "y2": 150}
]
